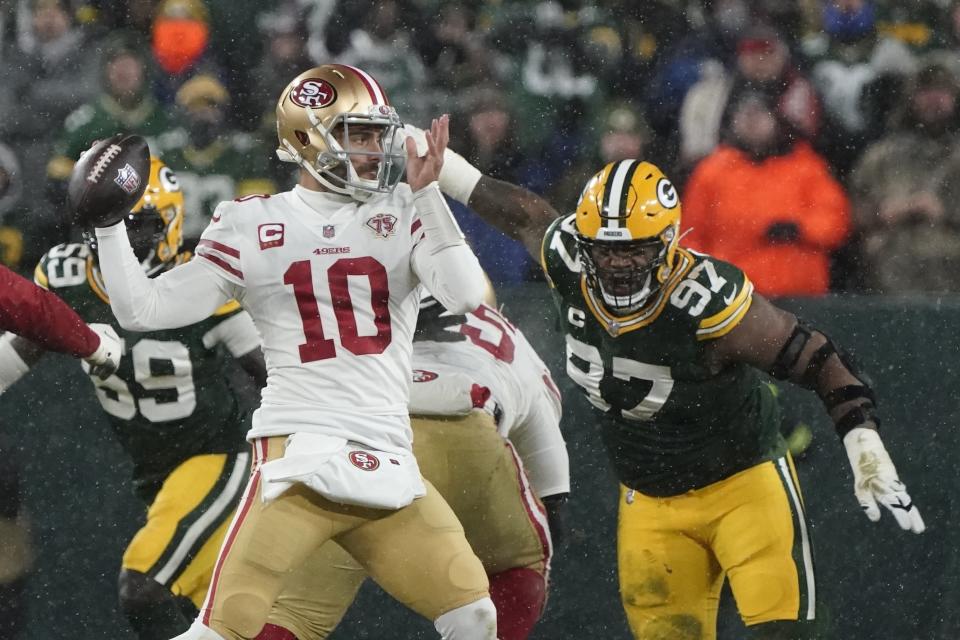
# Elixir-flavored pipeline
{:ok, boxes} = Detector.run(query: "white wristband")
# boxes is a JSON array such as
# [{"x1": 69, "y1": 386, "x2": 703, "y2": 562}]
[
  {"x1": 413, "y1": 182, "x2": 466, "y2": 253},
  {"x1": 402, "y1": 123, "x2": 482, "y2": 204},
  {"x1": 0, "y1": 334, "x2": 30, "y2": 393},
  {"x1": 439, "y1": 148, "x2": 482, "y2": 204}
]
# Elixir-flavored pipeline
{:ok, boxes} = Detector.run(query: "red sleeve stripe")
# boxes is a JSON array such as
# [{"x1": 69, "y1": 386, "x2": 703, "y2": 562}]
[
  {"x1": 197, "y1": 239, "x2": 240, "y2": 258},
  {"x1": 411, "y1": 219, "x2": 422, "y2": 235},
  {"x1": 340, "y1": 64, "x2": 388, "y2": 105},
  {"x1": 542, "y1": 374, "x2": 562, "y2": 404},
  {"x1": 197, "y1": 250, "x2": 244, "y2": 280}
]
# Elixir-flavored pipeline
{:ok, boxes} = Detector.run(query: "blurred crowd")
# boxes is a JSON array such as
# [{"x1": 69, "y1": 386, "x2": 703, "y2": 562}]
[{"x1": 1, "y1": 0, "x2": 959, "y2": 294}]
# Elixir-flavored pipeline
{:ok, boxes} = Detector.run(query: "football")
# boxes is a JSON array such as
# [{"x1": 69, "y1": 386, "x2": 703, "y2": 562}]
[{"x1": 67, "y1": 133, "x2": 150, "y2": 228}]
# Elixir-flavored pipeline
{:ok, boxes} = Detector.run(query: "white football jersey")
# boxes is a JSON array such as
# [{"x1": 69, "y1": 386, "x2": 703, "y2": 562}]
[
  {"x1": 195, "y1": 185, "x2": 431, "y2": 452},
  {"x1": 410, "y1": 298, "x2": 569, "y2": 497}
]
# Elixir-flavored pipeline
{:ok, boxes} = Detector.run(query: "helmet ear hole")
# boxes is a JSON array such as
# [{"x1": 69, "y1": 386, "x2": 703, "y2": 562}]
[{"x1": 295, "y1": 130, "x2": 310, "y2": 146}]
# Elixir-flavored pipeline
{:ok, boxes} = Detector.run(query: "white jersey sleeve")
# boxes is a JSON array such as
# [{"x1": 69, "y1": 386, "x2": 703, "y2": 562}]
[
  {"x1": 201, "y1": 306, "x2": 261, "y2": 357},
  {"x1": 194, "y1": 201, "x2": 247, "y2": 289},
  {"x1": 411, "y1": 301, "x2": 570, "y2": 498},
  {"x1": 94, "y1": 220, "x2": 237, "y2": 331},
  {"x1": 409, "y1": 185, "x2": 485, "y2": 314},
  {"x1": 507, "y1": 374, "x2": 569, "y2": 498}
]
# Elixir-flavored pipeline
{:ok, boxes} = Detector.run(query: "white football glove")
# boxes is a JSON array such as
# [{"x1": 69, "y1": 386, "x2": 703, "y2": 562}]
[
  {"x1": 403, "y1": 123, "x2": 481, "y2": 203},
  {"x1": 843, "y1": 427, "x2": 925, "y2": 534},
  {"x1": 83, "y1": 323, "x2": 122, "y2": 380}
]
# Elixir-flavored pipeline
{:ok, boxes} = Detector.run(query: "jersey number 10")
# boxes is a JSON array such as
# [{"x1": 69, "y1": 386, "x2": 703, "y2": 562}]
[{"x1": 284, "y1": 257, "x2": 392, "y2": 363}]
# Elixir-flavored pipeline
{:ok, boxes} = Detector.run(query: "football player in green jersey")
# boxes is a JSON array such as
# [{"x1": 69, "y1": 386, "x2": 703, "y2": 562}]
[
  {"x1": 0, "y1": 158, "x2": 265, "y2": 640},
  {"x1": 415, "y1": 143, "x2": 924, "y2": 639}
]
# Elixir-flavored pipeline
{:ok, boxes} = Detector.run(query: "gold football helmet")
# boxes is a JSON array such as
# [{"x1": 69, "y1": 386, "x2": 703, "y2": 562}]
[
  {"x1": 84, "y1": 157, "x2": 184, "y2": 276},
  {"x1": 575, "y1": 160, "x2": 681, "y2": 314},
  {"x1": 275, "y1": 64, "x2": 405, "y2": 200}
]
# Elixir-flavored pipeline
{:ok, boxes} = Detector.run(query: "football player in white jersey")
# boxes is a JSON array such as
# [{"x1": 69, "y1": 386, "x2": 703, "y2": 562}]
[
  {"x1": 88, "y1": 64, "x2": 495, "y2": 640},
  {"x1": 260, "y1": 286, "x2": 570, "y2": 640}
]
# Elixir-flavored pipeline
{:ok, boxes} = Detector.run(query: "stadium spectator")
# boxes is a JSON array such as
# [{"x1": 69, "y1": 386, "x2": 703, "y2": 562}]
[
  {"x1": 683, "y1": 90, "x2": 850, "y2": 297},
  {"x1": 0, "y1": 0, "x2": 98, "y2": 246},
  {"x1": 848, "y1": 59, "x2": 960, "y2": 293},
  {"x1": 153, "y1": 74, "x2": 275, "y2": 243},
  {"x1": 549, "y1": 101, "x2": 652, "y2": 214},
  {"x1": 590, "y1": 0, "x2": 690, "y2": 102},
  {"x1": 249, "y1": 2, "x2": 314, "y2": 129},
  {"x1": 415, "y1": 2, "x2": 496, "y2": 98},
  {"x1": 45, "y1": 33, "x2": 177, "y2": 208},
  {"x1": 874, "y1": 0, "x2": 943, "y2": 52},
  {"x1": 482, "y1": 1, "x2": 607, "y2": 153},
  {"x1": 335, "y1": 0, "x2": 431, "y2": 125},
  {"x1": 0, "y1": 143, "x2": 27, "y2": 272},
  {"x1": 680, "y1": 24, "x2": 821, "y2": 172},
  {"x1": 445, "y1": 84, "x2": 541, "y2": 284},
  {"x1": 0, "y1": 0, "x2": 97, "y2": 145},
  {"x1": 644, "y1": 0, "x2": 752, "y2": 171},
  {"x1": 150, "y1": 0, "x2": 227, "y2": 105},
  {"x1": 802, "y1": 0, "x2": 917, "y2": 176}
]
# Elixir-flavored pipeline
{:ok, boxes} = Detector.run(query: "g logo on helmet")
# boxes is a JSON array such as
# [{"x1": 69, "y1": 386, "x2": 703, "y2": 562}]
[
  {"x1": 656, "y1": 178, "x2": 678, "y2": 209},
  {"x1": 290, "y1": 78, "x2": 338, "y2": 109},
  {"x1": 158, "y1": 166, "x2": 180, "y2": 192}
]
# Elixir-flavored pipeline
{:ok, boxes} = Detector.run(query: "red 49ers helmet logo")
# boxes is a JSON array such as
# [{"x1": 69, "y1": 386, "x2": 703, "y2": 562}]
[
  {"x1": 290, "y1": 78, "x2": 338, "y2": 108},
  {"x1": 348, "y1": 450, "x2": 380, "y2": 471}
]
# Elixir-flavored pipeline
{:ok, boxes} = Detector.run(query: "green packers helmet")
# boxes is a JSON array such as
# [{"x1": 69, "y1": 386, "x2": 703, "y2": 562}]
[
  {"x1": 84, "y1": 157, "x2": 184, "y2": 276},
  {"x1": 575, "y1": 160, "x2": 681, "y2": 314}
]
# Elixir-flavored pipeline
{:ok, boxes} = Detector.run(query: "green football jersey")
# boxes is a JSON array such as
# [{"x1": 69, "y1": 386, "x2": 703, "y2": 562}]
[
  {"x1": 46, "y1": 96, "x2": 177, "y2": 182},
  {"x1": 541, "y1": 215, "x2": 785, "y2": 496},
  {"x1": 35, "y1": 243, "x2": 255, "y2": 500},
  {"x1": 153, "y1": 130, "x2": 276, "y2": 239}
]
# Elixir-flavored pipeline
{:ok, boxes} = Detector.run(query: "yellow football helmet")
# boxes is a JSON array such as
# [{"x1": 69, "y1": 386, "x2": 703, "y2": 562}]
[
  {"x1": 275, "y1": 64, "x2": 405, "y2": 200},
  {"x1": 84, "y1": 157, "x2": 184, "y2": 276},
  {"x1": 575, "y1": 160, "x2": 681, "y2": 314}
]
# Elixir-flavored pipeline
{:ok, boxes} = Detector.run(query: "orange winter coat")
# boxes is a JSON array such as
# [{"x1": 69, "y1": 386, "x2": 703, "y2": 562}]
[{"x1": 682, "y1": 142, "x2": 850, "y2": 297}]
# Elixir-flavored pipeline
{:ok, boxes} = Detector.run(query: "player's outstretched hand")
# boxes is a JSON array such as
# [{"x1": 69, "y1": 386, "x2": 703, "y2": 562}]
[
  {"x1": 405, "y1": 114, "x2": 449, "y2": 192},
  {"x1": 843, "y1": 427, "x2": 925, "y2": 534},
  {"x1": 84, "y1": 323, "x2": 122, "y2": 380}
]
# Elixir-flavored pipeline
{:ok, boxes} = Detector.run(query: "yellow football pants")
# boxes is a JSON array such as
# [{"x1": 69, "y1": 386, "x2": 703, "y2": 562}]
[
  {"x1": 618, "y1": 456, "x2": 815, "y2": 640},
  {"x1": 122, "y1": 451, "x2": 249, "y2": 607}
]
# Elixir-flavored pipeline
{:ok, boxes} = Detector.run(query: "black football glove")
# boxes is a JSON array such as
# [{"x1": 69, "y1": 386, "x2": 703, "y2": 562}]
[
  {"x1": 765, "y1": 221, "x2": 801, "y2": 244},
  {"x1": 542, "y1": 493, "x2": 569, "y2": 550}
]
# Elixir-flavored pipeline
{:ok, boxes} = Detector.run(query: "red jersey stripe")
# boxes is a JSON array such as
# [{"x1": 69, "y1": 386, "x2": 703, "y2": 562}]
[
  {"x1": 197, "y1": 239, "x2": 240, "y2": 258},
  {"x1": 197, "y1": 251, "x2": 244, "y2": 281}
]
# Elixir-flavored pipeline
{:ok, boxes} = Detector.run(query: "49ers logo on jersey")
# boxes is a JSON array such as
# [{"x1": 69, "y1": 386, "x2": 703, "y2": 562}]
[
  {"x1": 349, "y1": 450, "x2": 380, "y2": 471},
  {"x1": 290, "y1": 78, "x2": 338, "y2": 108},
  {"x1": 412, "y1": 369, "x2": 438, "y2": 382},
  {"x1": 365, "y1": 213, "x2": 398, "y2": 238},
  {"x1": 258, "y1": 223, "x2": 285, "y2": 249}
]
